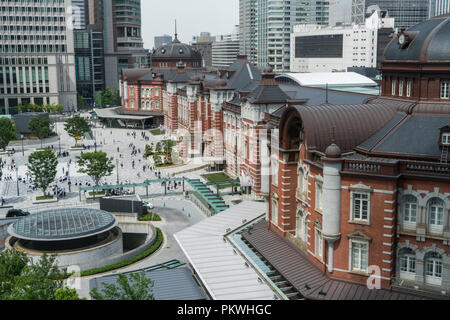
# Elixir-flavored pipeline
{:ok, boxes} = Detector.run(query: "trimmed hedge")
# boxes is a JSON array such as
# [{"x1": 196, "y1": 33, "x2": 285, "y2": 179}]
[
  {"x1": 80, "y1": 228, "x2": 163, "y2": 277},
  {"x1": 138, "y1": 212, "x2": 162, "y2": 222}
]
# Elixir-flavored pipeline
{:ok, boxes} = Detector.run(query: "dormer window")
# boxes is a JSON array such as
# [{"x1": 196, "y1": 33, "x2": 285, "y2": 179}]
[
  {"x1": 443, "y1": 133, "x2": 450, "y2": 145},
  {"x1": 406, "y1": 80, "x2": 412, "y2": 97},
  {"x1": 441, "y1": 82, "x2": 450, "y2": 99},
  {"x1": 392, "y1": 79, "x2": 397, "y2": 96},
  {"x1": 399, "y1": 79, "x2": 404, "y2": 97}
]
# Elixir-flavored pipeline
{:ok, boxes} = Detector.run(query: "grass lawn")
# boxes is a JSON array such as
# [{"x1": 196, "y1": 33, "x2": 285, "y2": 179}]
[
  {"x1": 203, "y1": 172, "x2": 233, "y2": 183},
  {"x1": 88, "y1": 191, "x2": 105, "y2": 196},
  {"x1": 150, "y1": 129, "x2": 165, "y2": 136},
  {"x1": 36, "y1": 196, "x2": 54, "y2": 201},
  {"x1": 138, "y1": 212, "x2": 162, "y2": 222},
  {"x1": 203, "y1": 172, "x2": 240, "y2": 189}
]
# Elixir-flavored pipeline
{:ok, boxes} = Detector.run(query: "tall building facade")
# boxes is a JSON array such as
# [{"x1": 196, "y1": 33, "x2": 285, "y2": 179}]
[
  {"x1": 103, "y1": 0, "x2": 148, "y2": 90},
  {"x1": 429, "y1": 0, "x2": 450, "y2": 17},
  {"x1": 241, "y1": 0, "x2": 330, "y2": 72},
  {"x1": 353, "y1": 0, "x2": 430, "y2": 29},
  {"x1": 291, "y1": 11, "x2": 395, "y2": 72},
  {"x1": 239, "y1": 0, "x2": 257, "y2": 65},
  {"x1": 0, "y1": 0, "x2": 77, "y2": 114},
  {"x1": 192, "y1": 32, "x2": 216, "y2": 70},
  {"x1": 212, "y1": 27, "x2": 240, "y2": 69},
  {"x1": 154, "y1": 35, "x2": 172, "y2": 48}
]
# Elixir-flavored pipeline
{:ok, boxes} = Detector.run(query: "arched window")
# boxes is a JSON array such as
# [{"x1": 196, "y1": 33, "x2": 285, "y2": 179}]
[
  {"x1": 272, "y1": 199, "x2": 278, "y2": 225},
  {"x1": 271, "y1": 157, "x2": 278, "y2": 187},
  {"x1": 402, "y1": 195, "x2": 418, "y2": 229},
  {"x1": 146, "y1": 101, "x2": 150, "y2": 110},
  {"x1": 155, "y1": 100, "x2": 159, "y2": 109},
  {"x1": 298, "y1": 167, "x2": 304, "y2": 194},
  {"x1": 425, "y1": 252, "x2": 442, "y2": 286},
  {"x1": 428, "y1": 198, "x2": 445, "y2": 234},
  {"x1": 296, "y1": 209, "x2": 307, "y2": 242},
  {"x1": 146, "y1": 88, "x2": 150, "y2": 97},
  {"x1": 399, "y1": 248, "x2": 416, "y2": 281}
]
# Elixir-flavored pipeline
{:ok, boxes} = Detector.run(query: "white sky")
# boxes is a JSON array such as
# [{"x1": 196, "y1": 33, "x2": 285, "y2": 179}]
[{"x1": 141, "y1": 0, "x2": 239, "y2": 49}]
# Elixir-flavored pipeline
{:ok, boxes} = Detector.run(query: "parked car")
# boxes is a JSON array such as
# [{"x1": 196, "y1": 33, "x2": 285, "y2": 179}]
[
  {"x1": 143, "y1": 202, "x2": 154, "y2": 210},
  {"x1": 6, "y1": 209, "x2": 31, "y2": 218}
]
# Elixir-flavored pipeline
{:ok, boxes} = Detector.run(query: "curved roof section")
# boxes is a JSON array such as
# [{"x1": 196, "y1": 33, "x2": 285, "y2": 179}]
[
  {"x1": 153, "y1": 41, "x2": 202, "y2": 60},
  {"x1": 8, "y1": 208, "x2": 117, "y2": 241},
  {"x1": 383, "y1": 15, "x2": 450, "y2": 62},
  {"x1": 286, "y1": 103, "x2": 398, "y2": 153},
  {"x1": 276, "y1": 72, "x2": 377, "y2": 87}
]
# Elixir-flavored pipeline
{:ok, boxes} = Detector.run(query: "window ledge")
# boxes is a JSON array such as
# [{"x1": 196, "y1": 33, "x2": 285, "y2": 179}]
[
  {"x1": 348, "y1": 220, "x2": 370, "y2": 226},
  {"x1": 349, "y1": 270, "x2": 369, "y2": 277},
  {"x1": 315, "y1": 208, "x2": 323, "y2": 215}
]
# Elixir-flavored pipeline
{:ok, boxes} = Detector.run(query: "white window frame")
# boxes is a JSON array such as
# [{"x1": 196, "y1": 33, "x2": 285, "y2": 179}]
[
  {"x1": 398, "y1": 79, "x2": 404, "y2": 97},
  {"x1": 425, "y1": 256, "x2": 443, "y2": 286},
  {"x1": 350, "y1": 240, "x2": 369, "y2": 273},
  {"x1": 351, "y1": 191, "x2": 370, "y2": 223},
  {"x1": 400, "y1": 253, "x2": 416, "y2": 281},
  {"x1": 391, "y1": 79, "x2": 397, "y2": 96},
  {"x1": 442, "y1": 133, "x2": 450, "y2": 145},
  {"x1": 315, "y1": 228, "x2": 323, "y2": 260},
  {"x1": 428, "y1": 198, "x2": 444, "y2": 234},
  {"x1": 315, "y1": 182, "x2": 323, "y2": 212},
  {"x1": 402, "y1": 195, "x2": 418, "y2": 230},
  {"x1": 272, "y1": 199, "x2": 278, "y2": 226},
  {"x1": 271, "y1": 157, "x2": 278, "y2": 187},
  {"x1": 296, "y1": 210, "x2": 307, "y2": 242},
  {"x1": 441, "y1": 82, "x2": 450, "y2": 99},
  {"x1": 406, "y1": 80, "x2": 412, "y2": 97}
]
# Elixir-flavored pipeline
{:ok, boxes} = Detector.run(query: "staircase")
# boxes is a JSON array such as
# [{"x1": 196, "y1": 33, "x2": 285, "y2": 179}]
[{"x1": 441, "y1": 146, "x2": 449, "y2": 164}]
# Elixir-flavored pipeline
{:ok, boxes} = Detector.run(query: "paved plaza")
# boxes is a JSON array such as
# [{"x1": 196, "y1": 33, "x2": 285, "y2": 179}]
[{"x1": 0, "y1": 117, "x2": 244, "y2": 299}]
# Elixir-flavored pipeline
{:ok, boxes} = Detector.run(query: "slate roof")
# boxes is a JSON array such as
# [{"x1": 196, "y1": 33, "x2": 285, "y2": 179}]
[
  {"x1": 357, "y1": 114, "x2": 450, "y2": 157},
  {"x1": 89, "y1": 267, "x2": 206, "y2": 300},
  {"x1": 247, "y1": 84, "x2": 292, "y2": 104},
  {"x1": 278, "y1": 84, "x2": 373, "y2": 107},
  {"x1": 242, "y1": 221, "x2": 437, "y2": 300},
  {"x1": 384, "y1": 15, "x2": 450, "y2": 63}
]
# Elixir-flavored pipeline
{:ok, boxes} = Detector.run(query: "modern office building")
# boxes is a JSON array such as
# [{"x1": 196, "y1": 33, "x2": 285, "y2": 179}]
[
  {"x1": 352, "y1": 0, "x2": 430, "y2": 29},
  {"x1": 429, "y1": 0, "x2": 450, "y2": 17},
  {"x1": 154, "y1": 35, "x2": 173, "y2": 48},
  {"x1": 212, "y1": 28, "x2": 240, "y2": 69},
  {"x1": 240, "y1": 0, "x2": 330, "y2": 72},
  {"x1": 329, "y1": 0, "x2": 354, "y2": 26},
  {"x1": 192, "y1": 32, "x2": 216, "y2": 70},
  {"x1": 0, "y1": 0, "x2": 77, "y2": 114},
  {"x1": 74, "y1": 29, "x2": 105, "y2": 106},
  {"x1": 102, "y1": 0, "x2": 148, "y2": 90},
  {"x1": 239, "y1": 0, "x2": 257, "y2": 66},
  {"x1": 70, "y1": 0, "x2": 87, "y2": 30},
  {"x1": 290, "y1": 11, "x2": 394, "y2": 73}
]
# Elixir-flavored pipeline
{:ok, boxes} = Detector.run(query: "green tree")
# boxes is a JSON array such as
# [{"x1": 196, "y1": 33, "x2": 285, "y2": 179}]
[
  {"x1": 112, "y1": 88, "x2": 121, "y2": 106},
  {"x1": 55, "y1": 287, "x2": 85, "y2": 300},
  {"x1": 103, "y1": 87, "x2": 113, "y2": 106},
  {"x1": 0, "y1": 118, "x2": 17, "y2": 151},
  {"x1": 95, "y1": 90, "x2": 104, "y2": 107},
  {"x1": 29, "y1": 116, "x2": 53, "y2": 148},
  {"x1": 27, "y1": 149, "x2": 58, "y2": 197},
  {"x1": 64, "y1": 116, "x2": 91, "y2": 147},
  {"x1": 0, "y1": 249, "x2": 28, "y2": 297},
  {"x1": 90, "y1": 272, "x2": 154, "y2": 300},
  {"x1": 2, "y1": 254, "x2": 69, "y2": 300},
  {"x1": 77, "y1": 94, "x2": 85, "y2": 108},
  {"x1": 76, "y1": 151, "x2": 115, "y2": 189}
]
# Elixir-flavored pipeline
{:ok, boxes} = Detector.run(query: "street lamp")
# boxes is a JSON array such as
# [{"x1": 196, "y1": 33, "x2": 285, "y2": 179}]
[
  {"x1": 116, "y1": 158, "x2": 119, "y2": 185},
  {"x1": 15, "y1": 167, "x2": 19, "y2": 196},
  {"x1": 21, "y1": 135, "x2": 24, "y2": 157}
]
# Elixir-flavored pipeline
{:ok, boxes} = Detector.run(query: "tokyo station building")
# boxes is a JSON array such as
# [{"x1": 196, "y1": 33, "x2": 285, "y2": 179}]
[{"x1": 119, "y1": 16, "x2": 450, "y2": 299}]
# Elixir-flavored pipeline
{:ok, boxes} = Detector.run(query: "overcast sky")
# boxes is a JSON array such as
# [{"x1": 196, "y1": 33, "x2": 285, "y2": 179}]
[{"x1": 141, "y1": 0, "x2": 239, "y2": 49}]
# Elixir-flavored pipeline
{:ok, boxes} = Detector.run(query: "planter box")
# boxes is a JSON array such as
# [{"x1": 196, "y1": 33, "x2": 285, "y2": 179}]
[
  {"x1": 69, "y1": 147, "x2": 84, "y2": 151},
  {"x1": 32, "y1": 196, "x2": 58, "y2": 204},
  {"x1": 86, "y1": 192, "x2": 106, "y2": 200}
]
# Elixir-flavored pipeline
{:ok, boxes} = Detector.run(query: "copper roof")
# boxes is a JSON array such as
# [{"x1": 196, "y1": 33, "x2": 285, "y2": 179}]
[{"x1": 281, "y1": 103, "x2": 398, "y2": 153}]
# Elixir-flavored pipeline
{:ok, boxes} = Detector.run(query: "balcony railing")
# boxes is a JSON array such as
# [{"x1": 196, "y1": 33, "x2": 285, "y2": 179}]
[{"x1": 343, "y1": 159, "x2": 450, "y2": 178}]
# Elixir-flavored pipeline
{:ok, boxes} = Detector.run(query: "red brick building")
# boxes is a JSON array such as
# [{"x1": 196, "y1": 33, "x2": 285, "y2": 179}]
[{"x1": 263, "y1": 15, "x2": 450, "y2": 298}]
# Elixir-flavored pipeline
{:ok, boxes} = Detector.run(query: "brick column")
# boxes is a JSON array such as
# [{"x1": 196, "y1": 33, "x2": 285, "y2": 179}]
[{"x1": 167, "y1": 92, "x2": 178, "y2": 134}]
